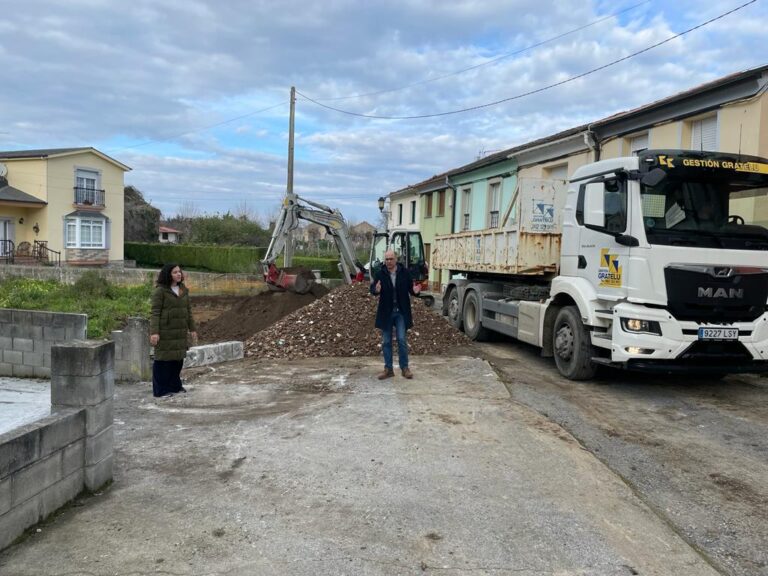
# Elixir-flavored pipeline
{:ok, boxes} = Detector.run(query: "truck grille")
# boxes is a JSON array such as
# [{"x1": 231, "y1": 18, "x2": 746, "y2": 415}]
[{"x1": 664, "y1": 266, "x2": 767, "y2": 322}]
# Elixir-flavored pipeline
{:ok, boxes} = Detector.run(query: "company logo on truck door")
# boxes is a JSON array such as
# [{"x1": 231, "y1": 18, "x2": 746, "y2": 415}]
[
  {"x1": 598, "y1": 248, "x2": 622, "y2": 287},
  {"x1": 530, "y1": 200, "x2": 555, "y2": 232}
]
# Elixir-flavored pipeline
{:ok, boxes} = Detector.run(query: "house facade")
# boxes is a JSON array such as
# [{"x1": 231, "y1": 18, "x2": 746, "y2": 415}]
[
  {"x1": 0, "y1": 147, "x2": 130, "y2": 265},
  {"x1": 159, "y1": 225, "x2": 181, "y2": 244},
  {"x1": 388, "y1": 186, "x2": 420, "y2": 232}
]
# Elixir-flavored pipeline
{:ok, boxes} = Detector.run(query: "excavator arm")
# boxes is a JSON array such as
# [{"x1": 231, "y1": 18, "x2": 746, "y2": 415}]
[{"x1": 262, "y1": 193, "x2": 365, "y2": 292}]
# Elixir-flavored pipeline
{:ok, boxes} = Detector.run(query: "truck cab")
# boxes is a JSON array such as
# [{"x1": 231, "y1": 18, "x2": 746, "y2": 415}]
[{"x1": 555, "y1": 149, "x2": 768, "y2": 377}]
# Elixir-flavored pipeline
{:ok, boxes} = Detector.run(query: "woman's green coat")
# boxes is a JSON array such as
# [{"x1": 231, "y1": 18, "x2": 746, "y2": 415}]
[{"x1": 150, "y1": 284, "x2": 196, "y2": 361}]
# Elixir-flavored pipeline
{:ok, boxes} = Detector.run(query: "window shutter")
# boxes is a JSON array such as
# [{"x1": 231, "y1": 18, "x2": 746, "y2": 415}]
[
  {"x1": 691, "y1": 116, "x2": 717, "y2": 151},
  {"x1": 8, "y1": 221, "x2": 15, "y2": 243},
  {"x1": 629, "y1": 133, "x2": 648, "y2": 154},
  {"x1": 105, "y1": 219, "x2": 111, "y2": 249}
]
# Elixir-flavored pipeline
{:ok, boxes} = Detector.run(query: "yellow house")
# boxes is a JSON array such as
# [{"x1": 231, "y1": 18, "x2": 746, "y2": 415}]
[
  {"x1": 507, "y1": 64, "x2": 768, "y2": 226},
  {"x1": 0, "y1": 148, "x2": 130, "y2": 265}
]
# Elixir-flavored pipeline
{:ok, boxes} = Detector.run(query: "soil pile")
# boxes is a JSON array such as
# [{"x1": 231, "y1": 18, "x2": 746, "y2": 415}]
[
  {"x1": 196, "y1": 284, "x2": 328, "y2": 343},
  {"x1": 244, "y1": 282, "x2": 468, "y2": 359}
]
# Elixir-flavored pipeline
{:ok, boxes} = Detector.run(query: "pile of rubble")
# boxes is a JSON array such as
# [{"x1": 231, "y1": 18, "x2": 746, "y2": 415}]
[{"x1": 244, "y1": 282, "x2": 468, "y2": 359}]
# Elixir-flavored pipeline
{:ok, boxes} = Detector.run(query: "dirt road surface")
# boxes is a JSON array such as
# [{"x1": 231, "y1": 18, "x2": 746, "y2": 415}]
[
  {"x1": 478, "y1": 338, "x2": 768, "y2": 576},
  {"x1": 0, "y1": 355, "x2": 722, "y2": 576}
]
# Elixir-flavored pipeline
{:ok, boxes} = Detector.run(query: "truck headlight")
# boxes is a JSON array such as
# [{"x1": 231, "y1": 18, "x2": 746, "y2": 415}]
[{"x1": 620, "y1": 318, "x2": 662, "y2": 335}]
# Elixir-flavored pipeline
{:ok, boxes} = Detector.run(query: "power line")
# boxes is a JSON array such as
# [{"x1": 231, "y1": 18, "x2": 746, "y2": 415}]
[
  {"x1": 297, "y1": 0, "x2": 757, "y2": 120},
  {"x1": 319, "y1": 0, "x2": 652, "y2": 102}
]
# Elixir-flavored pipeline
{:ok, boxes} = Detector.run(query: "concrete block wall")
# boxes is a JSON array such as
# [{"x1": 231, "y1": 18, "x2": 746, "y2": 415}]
[
  {"x1": 0, "y1": 340, "x2": 114, "y2": 551},
  {"x1": 0, "y1": 310, "x2": 87, "y2": 378},
  {"x1": 111, "y1": 317, "x2": 152, "y2": 382}
]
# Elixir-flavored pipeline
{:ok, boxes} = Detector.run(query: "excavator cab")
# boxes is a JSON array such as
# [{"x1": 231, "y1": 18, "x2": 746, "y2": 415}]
[{"x1": 369, "y1": 230, "x2": 429, "y2": 290}]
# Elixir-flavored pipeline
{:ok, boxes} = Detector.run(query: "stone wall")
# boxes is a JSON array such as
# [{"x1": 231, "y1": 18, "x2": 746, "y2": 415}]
[
  {"x1": 0, "y1": 340, "x2": 114, "y2": 551},
  {"x1": 0, "y1": 310, "x2": 87, "y2": 378}
]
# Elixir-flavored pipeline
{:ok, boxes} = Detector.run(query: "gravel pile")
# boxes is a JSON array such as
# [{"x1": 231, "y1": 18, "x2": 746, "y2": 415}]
[{"x1": 244, "y1": 282, "x2": 468, "y2": 359}]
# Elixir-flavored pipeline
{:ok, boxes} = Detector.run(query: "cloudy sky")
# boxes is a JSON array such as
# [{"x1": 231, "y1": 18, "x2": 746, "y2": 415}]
[{"x1": 1, "y1": 0, "x2": 766, "y2": 224}]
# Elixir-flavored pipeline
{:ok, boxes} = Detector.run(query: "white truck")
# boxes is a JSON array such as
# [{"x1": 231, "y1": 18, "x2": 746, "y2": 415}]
[{"x1": 434, "y1": 149, "x2": 768, "y2": 380}]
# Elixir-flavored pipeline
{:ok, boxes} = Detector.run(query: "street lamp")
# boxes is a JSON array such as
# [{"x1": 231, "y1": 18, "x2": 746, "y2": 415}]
[{"x1": 377, "y1": 196, "x2": 390, "y2": 232}]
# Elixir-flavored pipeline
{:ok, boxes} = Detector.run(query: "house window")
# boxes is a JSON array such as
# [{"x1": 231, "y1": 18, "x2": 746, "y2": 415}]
[
  {"x1": 425, "y1": 193, "x2": 433, "y2": 218},
  {"x1": 437, "y1": 190, "x2": 446, "y2": 217},
  {"x1": 544, "y1": 164, "x2": 568, "y2": 181},
  {"x1": 75, "y1": 168, "x2": 104, "y2": 205},
  {"x1": 397, "y1": 203, "x2": 403, "y2": 226},
  {"x1": 627, "y1": 133, "x2": 649, "y2": 155},
  {"x1": 462, "y1": 187, "x2": 471, "y2": 231},
  {"x1": 487, "y1": 180, "x2": 501, "y2": 228},
  {"x1": 65, "y1": 217, "x2": 105, "y2": 248},
  {"x1": 691, "y1": 115, "x2": 717, "y2": 151},
  {"x1": 410, "y1": 200, "x2": 416, "y2": 224},
  {"x1": 162, "y1": 232, "x2": 169, "y2": 240}
]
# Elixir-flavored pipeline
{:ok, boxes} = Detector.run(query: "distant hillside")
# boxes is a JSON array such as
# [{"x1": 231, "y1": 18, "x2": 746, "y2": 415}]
[{"x1": 124, "y1": 185, "x2": 161, "y2": 242}]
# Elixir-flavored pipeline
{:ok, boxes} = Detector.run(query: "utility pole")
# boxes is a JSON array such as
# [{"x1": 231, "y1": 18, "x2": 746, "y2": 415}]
[{"x1": 284, "y1": 86, "x2": 296, "y2": 267}]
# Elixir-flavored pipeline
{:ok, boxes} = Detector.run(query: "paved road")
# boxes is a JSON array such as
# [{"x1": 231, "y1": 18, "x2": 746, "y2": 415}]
[
  {"x1": 0, "y1": 355, "x2": 720, "y2": 576},
  {"x1": 477, "y1": 339, "x2": 768, "y2": 576}
]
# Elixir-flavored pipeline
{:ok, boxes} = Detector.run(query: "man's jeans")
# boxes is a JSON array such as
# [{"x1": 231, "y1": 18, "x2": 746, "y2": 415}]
[{"x1": 382, "y1": 311, "x2": 408, "y2": 370}]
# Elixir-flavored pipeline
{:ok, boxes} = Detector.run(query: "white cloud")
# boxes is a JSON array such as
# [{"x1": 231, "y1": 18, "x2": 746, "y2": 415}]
[{"x1": 0, "y1": 0, "x2": 766, "y2": 222}]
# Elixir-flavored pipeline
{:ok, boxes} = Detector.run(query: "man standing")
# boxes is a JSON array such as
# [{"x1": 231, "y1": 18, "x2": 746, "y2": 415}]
[{"x1": 371, "y1": 249, "x2": 421, "y2": 379}]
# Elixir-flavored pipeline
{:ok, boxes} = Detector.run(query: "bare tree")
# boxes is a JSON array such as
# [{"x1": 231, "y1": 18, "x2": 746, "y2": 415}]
[
  {"x1": 177, "y1": 200, "x2": 200, "y2": 220},
  {"x1": 234, "y1": 199, "x2": 257, "y2": 221}
]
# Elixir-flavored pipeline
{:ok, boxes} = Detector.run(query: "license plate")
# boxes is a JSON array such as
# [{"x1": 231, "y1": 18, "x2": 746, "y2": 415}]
[{"x1": 698, "y1": 327, "x2": 739, "y2": 340}]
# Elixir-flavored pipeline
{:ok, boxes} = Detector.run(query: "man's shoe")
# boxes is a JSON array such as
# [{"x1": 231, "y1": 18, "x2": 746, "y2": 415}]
[
  {"x1": 378, "y1": 368, "x2": 395, "y2": 380},
  {"x1": 402, "y1": 368, "x2": 413, "y2": 379}
]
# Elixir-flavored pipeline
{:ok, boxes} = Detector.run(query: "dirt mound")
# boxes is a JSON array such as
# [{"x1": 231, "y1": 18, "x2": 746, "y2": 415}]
[
  {"x1": 196, "y1": 284, "x2": 328, "y2": 343},
  {"x1": 244, "y1": 282, "x2": 468, "y2": 359}
]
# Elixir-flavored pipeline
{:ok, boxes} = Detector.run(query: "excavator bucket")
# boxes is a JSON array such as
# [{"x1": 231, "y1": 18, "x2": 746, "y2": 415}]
[{"x1": 264, "y1": 264, "x2": 315, "y2": 295}]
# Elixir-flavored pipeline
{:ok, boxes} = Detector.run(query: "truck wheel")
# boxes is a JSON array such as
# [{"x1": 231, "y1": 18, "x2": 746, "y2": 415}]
[
  {"x1": 463, "y1": 290, "x2": 489, "y2": 341},
  {"x1": 552, "y1": 306, "x2": 596, "y2": 380},
  {"x1": 446, "y1": 287, "x2": 463, "y2": 330}
]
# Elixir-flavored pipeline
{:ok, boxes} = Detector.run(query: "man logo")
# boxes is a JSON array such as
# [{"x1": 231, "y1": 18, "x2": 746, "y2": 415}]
[{"x1": 698, "y1": 287, "x2": 744, "y2": 299}]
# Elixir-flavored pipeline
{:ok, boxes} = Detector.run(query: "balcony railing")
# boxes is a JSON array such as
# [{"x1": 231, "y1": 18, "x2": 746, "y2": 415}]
[{"x1": 74, "y1": 187, "x2": 105, "y2": 207}]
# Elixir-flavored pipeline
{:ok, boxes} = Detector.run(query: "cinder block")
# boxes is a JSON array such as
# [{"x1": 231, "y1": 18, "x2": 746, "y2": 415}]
[
  {"x1": 11, "y1": 310, "x2": 32, "y2": 326},
  {"x1": 232, "y1": 341, "x2": 244, "y2": 358},
  {"x1": 0, "y1": 335, "x2": 12, "y2": 349},
  {"x1": 40, "y1": 410, "x2": 85, "y2": 457},
  {"x1": 85, "y1": 426, "x2": 113, "y2": 465},
  {"x1": 0, "y1": 495, "x2": 40, "y2": 551},
  {"x1": 51, "y1": 370, "x2": 114, "y2": 407},
  {"x1": 0, "y1": 428, "x2": 40, "y2": 478},
  {"x1": 39, "y1": 470, "x2": 84, "y2": 520},
  {"x1": 0, "y1": 363, "x2": 12, "y2": 377},
  {"x1": 3, "y1": 350, "x2": 22, "y2": 365},
  {"x1": 52, "y1": 313, "x2": 87, "y2": 333},
  {"x1": 12, "y1": 338, "x2": 34, "y2": 352},
  {"x1": 34, "y1": 366, "x2": 51, "y2": 379},
  {"x1": 0, "y1": 476, "x2": 10, "y2": 516},
  {"x1": 12, "y1": 364, "x2": 35, "y2": 378},
  {"x1": 27, "y1": 325, "x2": 44, "y2": 340},
  {"x1": 30, "y1": 311, "x2": 53, "y2": 326},
  {"x1": 0, "y1": 309, "x2": 12, "y2": 322},
  {"x1": 85, "y1": 400, "x2": 113, "y2": 436},
  {"x1": 51, "y1": 340, "x2": 115, "y2": 377},
  {"x1": 11, "y1": 452, "x2": 62, "y2": 506},
  {"x1": 22, "y1": 351, "x2": 44, "y2": 368},
  {"x1": 84, "y1": 454, "x2": 113, "y2": 491},
  {"x1": 62, "y1": 440, "x2": 85, "y2": 477},
  {"x1": 43, "y1": 326, "x2": 67, "y2": 341}
]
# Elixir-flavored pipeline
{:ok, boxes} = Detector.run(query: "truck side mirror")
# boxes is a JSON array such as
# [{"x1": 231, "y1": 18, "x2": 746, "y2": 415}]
[
  {"x1": 641, "y1": 168, "x2": 667, "y2": 187},
  {"x1": 583, "y1": 182, "x2": 605, "y2": 227}
]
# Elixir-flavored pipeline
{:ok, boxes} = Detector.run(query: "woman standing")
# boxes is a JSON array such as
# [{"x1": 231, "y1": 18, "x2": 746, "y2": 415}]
[{"x1": 150, "y1": 263, "x2": 197, "y2": 398}]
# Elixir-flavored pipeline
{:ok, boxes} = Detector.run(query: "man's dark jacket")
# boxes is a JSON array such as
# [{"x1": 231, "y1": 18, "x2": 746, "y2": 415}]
[{"x1": 370, "y1": 262, "x2": 417, "y2": 330}]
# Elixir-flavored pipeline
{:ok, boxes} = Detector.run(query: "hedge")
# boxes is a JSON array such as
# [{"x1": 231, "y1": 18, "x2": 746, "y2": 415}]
[{"x1": 125, "y1": 243, "x2": 343, "y2": 277}]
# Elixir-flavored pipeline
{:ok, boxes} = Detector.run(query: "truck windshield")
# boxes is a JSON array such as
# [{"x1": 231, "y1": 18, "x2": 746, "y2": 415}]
[{"x1": 640, "y1": 179, "x2": 768, "y2": 250}]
